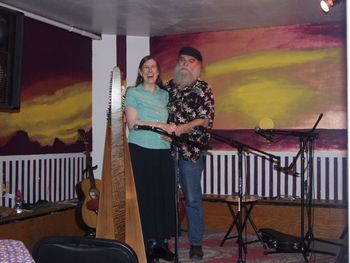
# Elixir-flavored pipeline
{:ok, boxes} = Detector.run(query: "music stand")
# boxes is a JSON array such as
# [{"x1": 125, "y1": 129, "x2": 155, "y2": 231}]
[{"x1": 210, "y1": 132, "x2": 280, "y2": 263}]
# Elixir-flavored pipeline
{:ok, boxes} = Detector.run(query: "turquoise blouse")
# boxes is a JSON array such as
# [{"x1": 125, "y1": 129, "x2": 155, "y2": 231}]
[{"x1": 124, "y1": 84, "x2": 170, "y2": 149}]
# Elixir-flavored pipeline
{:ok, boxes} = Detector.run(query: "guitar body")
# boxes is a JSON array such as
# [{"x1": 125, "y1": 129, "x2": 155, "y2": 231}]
[
  {"x1": 76, "y1": 178, "x2": 102, "y2": 229},
  {"x1": 75, "y1": 129, "x2": 102, "y2": 232}
]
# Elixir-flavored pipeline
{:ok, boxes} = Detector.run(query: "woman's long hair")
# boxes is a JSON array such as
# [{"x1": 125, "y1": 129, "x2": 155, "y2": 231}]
[{"x1": 135, "y1": 55, "x2": 163, "y2": 88}]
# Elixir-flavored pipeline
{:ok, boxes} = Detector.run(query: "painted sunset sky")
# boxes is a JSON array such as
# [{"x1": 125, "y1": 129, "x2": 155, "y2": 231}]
[
  {"x1": 151, "y1": 23, "x2": 346, "y2": 132},
  {"x1": 0, "y1": 21, "x2": 346, "y2": 154},
  {"x1": 0, "y1": 19, "x2": 92, "y2": 150}
]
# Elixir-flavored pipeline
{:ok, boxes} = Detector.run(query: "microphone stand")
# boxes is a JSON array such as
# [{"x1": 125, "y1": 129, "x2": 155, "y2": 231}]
[
  {"x1": 136, "y1": 125, "x2": 209, "y2": 263},
  {"x1": 256, "y1": 114, "x2": 337, "y2": 262},
  {"x1": 210, "y1": 132, "x2": 280, "y2": 263},
  {"x1": 173, "y1": 142, "x2": 180, "y2": 263}
]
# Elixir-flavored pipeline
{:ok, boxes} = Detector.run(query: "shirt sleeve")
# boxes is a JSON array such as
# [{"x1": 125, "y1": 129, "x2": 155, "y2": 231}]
[
  {"x1": 197, "y1": 84, "x2": 215, "y2": 128},
  {"x1": 124, "y1": 87, "x2": 138, "y2": 108}
]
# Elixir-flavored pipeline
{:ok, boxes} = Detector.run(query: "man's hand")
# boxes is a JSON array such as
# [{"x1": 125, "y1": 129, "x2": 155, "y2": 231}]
[
  {"x1": 174, "y1": 124, "x2": 188, "y2": 136},
  {"x1": 174, "y1": 119, "x2": 209, "y2": 136}
]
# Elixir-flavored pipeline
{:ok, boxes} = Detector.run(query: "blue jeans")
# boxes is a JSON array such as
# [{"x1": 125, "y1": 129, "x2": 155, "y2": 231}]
[{"x1": 179, "y1": 156, "x2": 204, "y2": 246}]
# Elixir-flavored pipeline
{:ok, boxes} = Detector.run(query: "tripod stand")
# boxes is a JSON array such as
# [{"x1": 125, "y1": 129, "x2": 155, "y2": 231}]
[
  {"x1": 210, "y1": 132, "x2": 279, "y2": 263},
  {"x1": 300, "y1": 127, "x2": 342, "y2": 259},
  {"x1": 258, "y1": 114, "x2": 341, "y2": 262}
]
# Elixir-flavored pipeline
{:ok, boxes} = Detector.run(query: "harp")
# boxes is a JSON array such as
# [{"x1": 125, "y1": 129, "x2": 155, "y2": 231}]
[{"x1": 96, "y1": 66, "x2": 146, "y2": 262}]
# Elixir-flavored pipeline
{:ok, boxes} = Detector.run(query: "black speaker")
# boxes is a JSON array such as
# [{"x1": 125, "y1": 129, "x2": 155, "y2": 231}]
[{"x1": 0, "y1": 7, "x2": 23, "y2": 110}]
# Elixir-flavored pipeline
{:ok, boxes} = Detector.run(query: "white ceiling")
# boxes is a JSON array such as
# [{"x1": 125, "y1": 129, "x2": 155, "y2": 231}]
[{"x1": 0, "y1": 0, "x2": 346, "y2": 37}]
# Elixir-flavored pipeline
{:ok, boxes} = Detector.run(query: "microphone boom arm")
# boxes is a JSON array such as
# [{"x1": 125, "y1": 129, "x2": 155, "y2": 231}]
[
  {"x1": 210, "y1": 131, "x2": 280, "y2": 161},
  {"x1": 135, "y1": 125, "x2": 210, "y2": 151}
]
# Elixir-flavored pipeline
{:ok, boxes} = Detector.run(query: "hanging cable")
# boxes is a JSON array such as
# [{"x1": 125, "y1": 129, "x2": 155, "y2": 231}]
[{"x1": 0, "y1": 2, "x2": 101, "y2": 39}]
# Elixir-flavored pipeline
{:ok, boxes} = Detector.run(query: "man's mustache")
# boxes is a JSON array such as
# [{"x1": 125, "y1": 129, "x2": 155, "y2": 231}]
[{"x1": 176, "y1": 66, "x2": 192, "y2": 73}]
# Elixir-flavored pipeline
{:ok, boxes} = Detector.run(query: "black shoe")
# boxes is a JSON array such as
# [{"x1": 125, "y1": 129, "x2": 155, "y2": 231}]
[
  {"x1": 146, "y1": 239, "x2": 157, "y2": 262},
  {"x1": 189, "y1": 245, "x2": 203, "y2": 259},
  {"x1": 153, "y1": 245, "x2": 175, "y2": 261}
]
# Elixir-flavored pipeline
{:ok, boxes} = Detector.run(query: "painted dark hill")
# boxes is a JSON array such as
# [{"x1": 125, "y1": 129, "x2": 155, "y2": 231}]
[
  {"x1": 209, "y1": 129, "x2": 347, "y2": 152},
  {"x1": 0, "y1": 129, "x2": 92, "y2": 155},
  {"x1": 0, "y1": 128, "x2": 345, "y2": 155}
]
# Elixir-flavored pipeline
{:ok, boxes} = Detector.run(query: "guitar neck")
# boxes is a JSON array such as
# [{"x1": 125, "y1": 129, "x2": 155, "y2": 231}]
[
  {"x1": 79, "y1": 131, "x2": 98, "y2": 191},
  {"x1": 86, "y1": 156, "x2": 97, "y2": 189}
]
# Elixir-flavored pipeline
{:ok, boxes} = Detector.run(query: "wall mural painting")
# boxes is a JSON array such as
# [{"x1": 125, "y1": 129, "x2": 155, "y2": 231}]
[
  {"x1": 151, "y1": 22, "x2": 347, "y2": 151},
  {"x1": 0, "y1": 19, "x2": 92, "y2": 155}
]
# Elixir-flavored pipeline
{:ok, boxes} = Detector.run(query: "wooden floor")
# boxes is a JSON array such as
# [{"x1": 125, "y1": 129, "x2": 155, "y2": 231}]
[
  {"x1": 1, "y1": 199, "x2": 346, "y2": 254},
  {"x1": 202, "y1": 200, "x2": 347, "y2": 240}
]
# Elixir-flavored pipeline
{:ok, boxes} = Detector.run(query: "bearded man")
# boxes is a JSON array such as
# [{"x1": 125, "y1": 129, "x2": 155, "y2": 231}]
[{"x1": 166, "y1": 46, "x2": 215, "y2": 259}]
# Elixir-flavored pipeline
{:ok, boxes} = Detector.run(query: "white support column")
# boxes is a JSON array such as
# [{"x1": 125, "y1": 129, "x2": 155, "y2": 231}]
[
  {"x1": 126, "y1": 36, "x2": 150, "y2": 87},
  {"x1": 92, "y1": 34, "x2": 116, "y2": 179},
  {"x1": 91, "y1": 35, "x2": 149, "y2": 178}
]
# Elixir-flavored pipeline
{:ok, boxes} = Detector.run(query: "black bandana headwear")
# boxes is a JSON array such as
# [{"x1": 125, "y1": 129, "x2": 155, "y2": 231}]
[{"x1": 178, "y1": 46, "x2": 203, "y2": 62}]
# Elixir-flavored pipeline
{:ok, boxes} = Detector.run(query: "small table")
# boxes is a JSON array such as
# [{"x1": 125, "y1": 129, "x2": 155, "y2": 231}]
[
  {"x1": 0, "y1": 239, "x2": 35, "y2": 263},
  {"x1": 0, "y1": 201, "x2": 76, "y2": 225},
  {"x1": 220, "y1": 196, "x2": 264, "y2": 251}
]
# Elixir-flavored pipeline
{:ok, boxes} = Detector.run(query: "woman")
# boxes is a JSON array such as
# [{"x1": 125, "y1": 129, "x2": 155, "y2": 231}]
[{"x1": 124, "y1": 55, "x2": 176, "y2": 262}]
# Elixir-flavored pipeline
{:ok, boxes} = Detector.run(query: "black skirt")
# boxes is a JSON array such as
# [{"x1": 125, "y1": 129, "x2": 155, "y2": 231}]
[{"x1": 129, "y1": 143, "x2": 176, "y2": 240}]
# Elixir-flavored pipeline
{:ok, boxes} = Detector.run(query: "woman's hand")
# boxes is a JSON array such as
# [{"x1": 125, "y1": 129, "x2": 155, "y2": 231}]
[{"x1": 159, "y1": 123, "x2": 176, "y2": 135}]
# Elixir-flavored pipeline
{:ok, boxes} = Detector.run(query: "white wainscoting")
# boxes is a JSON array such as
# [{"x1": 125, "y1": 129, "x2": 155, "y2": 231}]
[
  {"x1": 0, "y1": 150, "x2": 347, "y2": 207},
  {"x1": 203, "y1": 151, "x2": 347, "y2": 202},
  {"x1": 0, "y1": 153, "x2": 85, "y2": 207}
]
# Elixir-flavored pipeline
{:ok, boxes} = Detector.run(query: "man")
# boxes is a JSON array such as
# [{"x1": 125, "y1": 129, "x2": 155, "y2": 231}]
[{"x1": 166, "y1": 46, "x2": 215, "y2": 259}]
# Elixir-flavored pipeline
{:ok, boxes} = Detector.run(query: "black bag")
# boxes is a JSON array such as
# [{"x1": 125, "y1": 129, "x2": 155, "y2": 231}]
[{"x1": 259, "y1": 228, "x2": 302, "y2": 252}]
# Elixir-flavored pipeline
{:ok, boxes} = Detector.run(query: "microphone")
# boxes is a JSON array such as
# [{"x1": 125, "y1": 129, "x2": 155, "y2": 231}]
[
  {"x1": 134, "y1": 125, "x2": 154, "y2": 131},
  {"x1": 134, "y1": 124, "x2": 167, "y2": 135},
  {"x1": 255, "y1": 127, "x2": 273, "y2": 141}
]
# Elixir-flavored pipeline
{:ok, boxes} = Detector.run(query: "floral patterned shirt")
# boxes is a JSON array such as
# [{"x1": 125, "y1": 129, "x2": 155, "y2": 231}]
[{"x1": 166, "y1": 79, "x2": 215, "y2": 162}]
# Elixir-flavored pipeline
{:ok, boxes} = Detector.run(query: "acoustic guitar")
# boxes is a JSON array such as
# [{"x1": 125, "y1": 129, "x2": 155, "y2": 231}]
[{"x1": 75, "y1": 129, "x2": 102, "y2": 230}]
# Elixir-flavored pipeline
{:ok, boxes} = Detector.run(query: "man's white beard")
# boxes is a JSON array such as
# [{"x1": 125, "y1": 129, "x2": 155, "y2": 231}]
[{"x1": 173, "y1": 64, "x2": 201, "y2": 88}]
